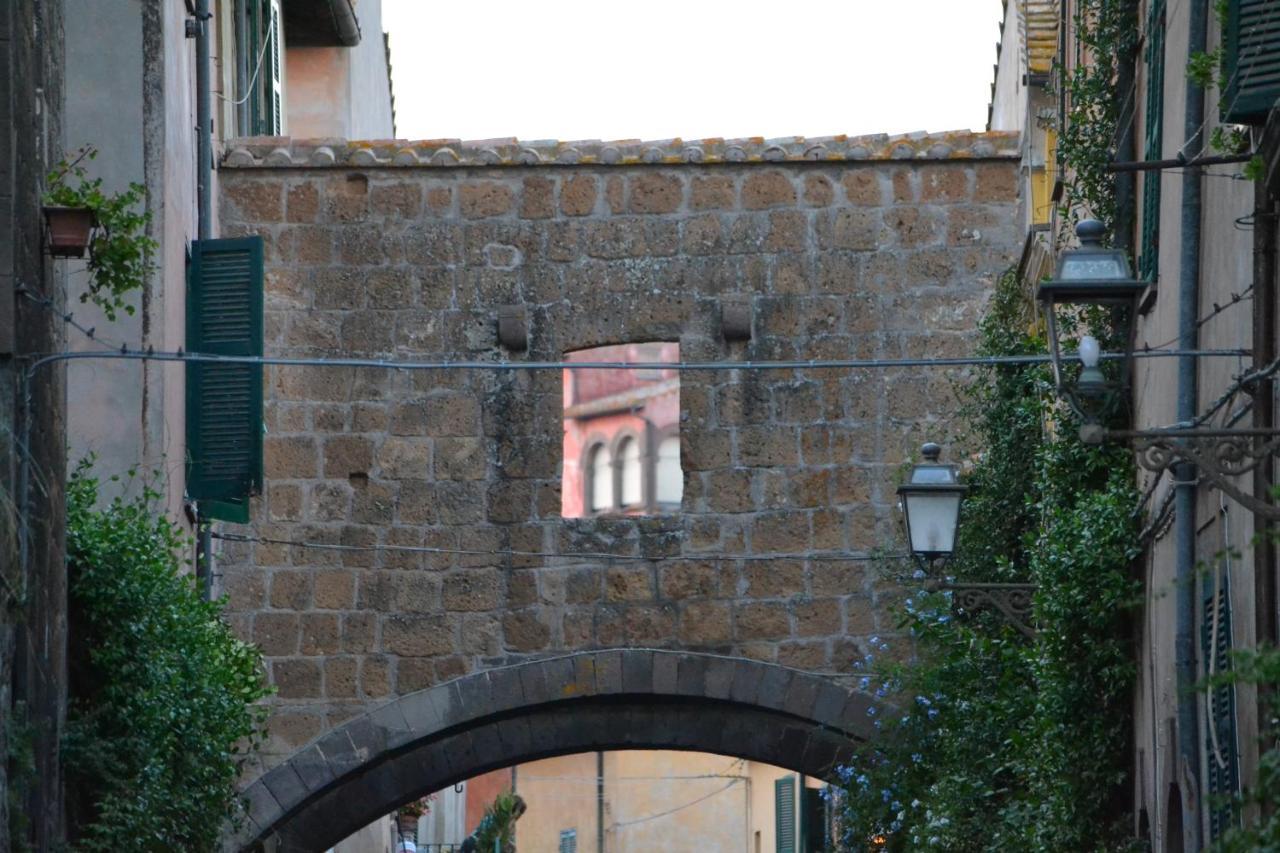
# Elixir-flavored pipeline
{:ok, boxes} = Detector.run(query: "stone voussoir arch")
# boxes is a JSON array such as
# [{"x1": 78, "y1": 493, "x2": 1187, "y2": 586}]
[{"x1": 232, "y1": 648, "x2": 889, "y2": 852}]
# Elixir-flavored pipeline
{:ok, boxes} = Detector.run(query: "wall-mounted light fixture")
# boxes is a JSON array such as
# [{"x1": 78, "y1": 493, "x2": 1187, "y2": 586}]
[
  {"x1": 1038, "y1": 221, "x2": 1280, "y2": 519},
  {"x1": 898, "y1": 442, "x2": 1037, "y2": 637}
]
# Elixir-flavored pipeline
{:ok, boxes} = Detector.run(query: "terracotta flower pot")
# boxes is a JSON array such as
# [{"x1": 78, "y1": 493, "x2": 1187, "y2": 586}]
[
  {"x1": 396, "y1": 813, "x2": 419, "y2": 838},
  {"x1": 43, "y1": 206, "x2": 96, "y2": 258}
]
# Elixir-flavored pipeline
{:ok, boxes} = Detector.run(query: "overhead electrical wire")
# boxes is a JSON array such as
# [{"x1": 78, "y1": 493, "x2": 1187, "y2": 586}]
[
  {"x1": 211, "y1": 531, "x2": 909, "y2": 565},
  {"x1": 18, "y1": 344, "x2": 1253, "y2": 380}
]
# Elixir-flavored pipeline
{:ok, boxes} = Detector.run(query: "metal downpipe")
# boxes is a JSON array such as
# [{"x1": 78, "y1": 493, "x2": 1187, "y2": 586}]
[
  {"x1": 196, "y1": 0, "x2": 212, "y2": 241},
  {"x1": 1175, "y1": 0, "x2": 1208, "y2": 845},
  {"x1": 193, "y1": 1, "x2": 215, "y2": 590}
]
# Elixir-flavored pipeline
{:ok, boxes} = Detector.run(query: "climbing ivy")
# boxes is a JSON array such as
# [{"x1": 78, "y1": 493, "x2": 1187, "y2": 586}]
[
  {"x1": 1053, "y1": 0, "x2": 1140, "y2": 237},
  {"x1": 835, "y1": 268, "x2": 1142, "y2": 850},
  {"x1": 63, "y1": 462, "x2": 271, "y2": 851}
]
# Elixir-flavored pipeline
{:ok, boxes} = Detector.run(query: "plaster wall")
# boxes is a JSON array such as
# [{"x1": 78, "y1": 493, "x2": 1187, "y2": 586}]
[
  {"x1": 285, "y1": 0, "x2": 394, "y2": 140},
  {"x1": 345, "y1": 0, "x2": 394, "y2": 138},
  {"x1": 62, "y1": 0, "x2": 194, "y2": 518},
  {"x1": 64, "y1": 0, "x2": 148, "y2": 489},
  {"x1": 988, "y1": 0, "x2": 1026, "y2": 134},
  {"x1": 1128, "y1": 0, "x2": 1266, "y2": 845}
]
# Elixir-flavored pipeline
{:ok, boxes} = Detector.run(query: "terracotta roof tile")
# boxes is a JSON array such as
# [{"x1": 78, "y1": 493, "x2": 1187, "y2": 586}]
[{"x1": 222, "y1": 130, "x2": 1020, "y2": 169}]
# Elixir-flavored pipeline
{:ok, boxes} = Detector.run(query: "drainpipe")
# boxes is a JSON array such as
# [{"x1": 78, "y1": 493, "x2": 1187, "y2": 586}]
[
  {"x1": 193, "y1": 0, "x2": 214, "y2": 590},
  {"x1": 597, "y1": 751, "x2": 605, "y2": 853},
  {"x1": 1253, "y1": 174, "x2": 1277, "y2": 820},
  {"x1": 1175, "y1": 0, "x2": 1208, "y2": 845},
  {"x1": 196, "y1": 0, "x2": 212, "y2": 241}
]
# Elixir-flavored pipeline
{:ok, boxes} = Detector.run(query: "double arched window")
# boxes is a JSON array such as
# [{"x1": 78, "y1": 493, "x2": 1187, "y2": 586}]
[{"x1": 583, "y1": 431, "x2": 682, "y2": 515}]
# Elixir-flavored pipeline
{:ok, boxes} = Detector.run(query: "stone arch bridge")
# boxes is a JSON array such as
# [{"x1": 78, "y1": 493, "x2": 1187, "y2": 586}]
[{"x1": 214, "y1": 132, "x2": 1021, "y2": 850}]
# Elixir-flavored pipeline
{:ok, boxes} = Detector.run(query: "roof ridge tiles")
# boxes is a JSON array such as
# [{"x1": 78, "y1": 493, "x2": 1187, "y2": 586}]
[{"x1": 221, "y1": 129, "x2": 1020, "y2": 168}]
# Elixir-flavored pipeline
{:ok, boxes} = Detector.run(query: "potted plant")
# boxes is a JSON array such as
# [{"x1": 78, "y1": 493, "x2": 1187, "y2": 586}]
[
  {"x1": 43, "y1": 147, "x2": 157, "y2": 321},
  {"x1": 42, "y1": 205, "x2": 96, "y2": 258},
  {"x1": 394, "y1": 794, "x2": 433, "y2": 842}
]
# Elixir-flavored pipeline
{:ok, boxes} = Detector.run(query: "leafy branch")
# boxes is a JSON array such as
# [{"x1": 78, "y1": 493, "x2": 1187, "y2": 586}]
[{"x1": 45, "y1": 147, "x2": 157, "y2": 322}]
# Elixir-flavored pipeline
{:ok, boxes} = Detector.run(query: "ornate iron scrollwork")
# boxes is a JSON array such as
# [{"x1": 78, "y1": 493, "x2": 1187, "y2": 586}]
[
  {"x1": 924, "y1": 581, "x2": 1038, "y2": 638},
  {"x1": 1108, "y1": 428, "x2": 1280, "y2": 519}
]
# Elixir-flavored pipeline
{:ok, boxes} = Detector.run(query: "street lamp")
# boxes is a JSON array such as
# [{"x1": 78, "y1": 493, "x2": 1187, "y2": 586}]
[
  {"x1": 897, "y1": 442, "x2": 967, "y2": 570},
  {"x1": 899, "y1": 442, "x2": 1037, "y2": 638},
  {"x1": 1038, "y1": 222, "x2": 1280, "y2": 519},
  {"x1": 1035, "y1": 219, "x2": 1147, "y2": 425}
]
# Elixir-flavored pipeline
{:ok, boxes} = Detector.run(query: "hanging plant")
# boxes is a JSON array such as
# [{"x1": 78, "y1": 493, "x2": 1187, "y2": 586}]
[{"x1": 44, "y1": 147, "x2": 157, "y2": 322}]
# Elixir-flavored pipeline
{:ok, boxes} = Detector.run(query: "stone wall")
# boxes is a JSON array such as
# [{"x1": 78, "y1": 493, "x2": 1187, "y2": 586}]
[
  {"x1": 216, "y1": 132, "x2": 1022, "y2": 779},
  {"x1": 2, "y1": 0, "x2": 68, "y2": 847}
]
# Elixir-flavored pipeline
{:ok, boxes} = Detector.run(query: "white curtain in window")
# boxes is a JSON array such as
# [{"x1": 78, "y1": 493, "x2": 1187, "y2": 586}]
[
  {"x1": 589, "y1": 445, "x2": 612, "y2": 512},
  {"x1": 656, "y1": 436, "x2": 682, "y2": 505},
  {"x1": 619, "y1": 437, "x2": 642, "y2": 506}
]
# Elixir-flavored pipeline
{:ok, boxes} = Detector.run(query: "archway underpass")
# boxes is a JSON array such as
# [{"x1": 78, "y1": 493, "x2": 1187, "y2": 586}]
[{"x1": 233, "y1": 650, "x2": 888, "y2": 852}]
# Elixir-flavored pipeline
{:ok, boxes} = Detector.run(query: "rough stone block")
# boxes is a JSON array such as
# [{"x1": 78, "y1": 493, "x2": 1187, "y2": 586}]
[
  {"x1": 459, "y1": 181, "x2": 515, "y2": 219},
  {"x1": 742, "y1": 171, "x2": 796, "y2": 209},
  {"x1": 629, "y1": 172, "x2": 683, "y2": 214},
  {"x1": 381, "y1": 614, "x2": 455, "y2": 656},
  {"x1": 261, "y1": 763, "x2": 309, "y2": 814}
]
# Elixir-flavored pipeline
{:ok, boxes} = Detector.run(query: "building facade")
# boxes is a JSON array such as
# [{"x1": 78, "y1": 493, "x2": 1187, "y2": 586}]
[
  {"x1": 210, "y1": 131, "x2": 1021, "y2": 850},
  {"x1": 2, "y1": 1, "x2": 393, "y2": 848},
  {"x1": 991, "y1": 0, "x2": 1280, "y2": 846}
]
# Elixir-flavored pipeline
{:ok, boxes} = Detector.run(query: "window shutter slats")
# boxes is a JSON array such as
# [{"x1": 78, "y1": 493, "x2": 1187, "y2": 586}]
[
  {"x1": 775, "y1": 776, "x2": 796, "y2": 853},
  {"x1": 186, "y1": 237, "x2": 264, "y2": 521},
  {"x1": 1223, "y1": 0, "x2": 1280, "y2": 123},
  {"x1": 1202, "y1": 572, "x2": 1241, "y2": 839},
  {"x1": 269, "y1": 0, "x2": 284, "y2": 135}
]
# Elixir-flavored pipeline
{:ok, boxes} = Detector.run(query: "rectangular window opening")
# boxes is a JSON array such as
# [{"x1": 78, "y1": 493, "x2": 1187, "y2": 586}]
[{"x1": 561, "y1": 342, "x2": 681, "y2": 519}]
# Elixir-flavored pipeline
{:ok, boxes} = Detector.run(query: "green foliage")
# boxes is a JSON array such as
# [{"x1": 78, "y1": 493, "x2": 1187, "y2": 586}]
[
  {"x1": 836, "y1": 269, "x2": 1142, "y2": 850},
  {"x1": 1053, "y1": 0, "x2": 1140, "y2": 236},
  {"x1": 1202, "y1": 584, "x2": 1280, "y2": 850},
  {"x1": 64, "y1": 461, "x2": 271, "y2": 852},
  {"x1": 44, "y1": 147, "x2": 157, "y2": 322},
  {"x1": 471, "y1": 791, "x2": 526, "y2": 853},
  {"x1": 6, "y1": 703, "x2": 35, "y2": 850},
  {"x1": 1188, "y1": 48, "x2": 1223, "y2": 89}
]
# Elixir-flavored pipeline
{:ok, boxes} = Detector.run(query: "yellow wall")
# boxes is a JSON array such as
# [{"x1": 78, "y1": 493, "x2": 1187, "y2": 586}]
[
  {"x1": 512, "y1": 751, "x2": 822, "y2": 853},
  {"x1": 515, "y1": 752, "x2": 601, "y2": 853}
]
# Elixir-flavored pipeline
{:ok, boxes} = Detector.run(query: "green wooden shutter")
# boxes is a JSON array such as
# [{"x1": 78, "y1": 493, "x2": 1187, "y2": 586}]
[
  {"x1": 1202, "y1": 573, "x2": 1240, "y2": 839},
  {"x1": 1140, "y1": 0, "x2": 1166, "y2": 284},
  {"x1": 248, "y1": 0, "x2": 282, "y2": 135},
  {"x1": 1223, "y1": 0, "x2": 1280, "y2": 124},
  {"x1": 775, "y1": 776, "x2": 796, "y2": 853},
  {"x1": 186, "y1": 237, "x2": 264, "y2": 523},
  {"x1": 801, "y1": 787, "x2": 828, "y2": 853},
  {"x1": 267, "y1": 0, "x2": 283, "y2": 134}
]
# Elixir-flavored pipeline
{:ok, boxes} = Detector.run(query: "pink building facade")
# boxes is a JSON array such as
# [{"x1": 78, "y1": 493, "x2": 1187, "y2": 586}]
[{"x1": 561, "y1": 343, "x2": 681, "y2": 519}]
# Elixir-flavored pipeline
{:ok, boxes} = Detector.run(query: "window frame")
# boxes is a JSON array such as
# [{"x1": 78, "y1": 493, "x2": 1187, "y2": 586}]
[
  {"x1": 612, "y1": 429, "x2": 646, "y2": 510},
  {"x1": 583, "y1": 437, "x2": 614, "y2": 516}
]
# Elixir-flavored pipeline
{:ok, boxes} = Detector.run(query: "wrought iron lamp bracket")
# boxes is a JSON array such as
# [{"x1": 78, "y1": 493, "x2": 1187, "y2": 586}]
[
  {"x1": 923, "y1": 580, "x2": 1039, "y2": 639},
  {"x1": 1084, "y1": 425, "x2": 1280, "y2": 519}
]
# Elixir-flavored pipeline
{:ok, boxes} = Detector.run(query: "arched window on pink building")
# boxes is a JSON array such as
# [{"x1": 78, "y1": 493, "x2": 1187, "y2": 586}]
[
  {"x1": 655, "y1": 436, "x2": 682, "y2": 507},
  {"x1": 619, "y1": 436, "x2": 643, "y2": 508},
  {"x1": 588, "y1": 444, "x2": 613, "y2": 514}
]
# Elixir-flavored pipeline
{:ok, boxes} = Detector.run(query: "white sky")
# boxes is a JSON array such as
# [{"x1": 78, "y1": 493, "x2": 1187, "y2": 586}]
[{"x1": 382, "y1": 0, "x2": 1007, "y2": 142}]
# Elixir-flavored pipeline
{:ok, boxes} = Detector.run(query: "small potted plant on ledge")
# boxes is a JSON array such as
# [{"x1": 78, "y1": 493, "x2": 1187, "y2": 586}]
[
  {"x1": 394, "y1": 794, "x2": 434, "y2": 847},
  {"x1": 43, "y1": 146, "x2": 156, "y2": 321},
  {"x1": 42, "y1": 204, "x2": 96, "y2": 258}
]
